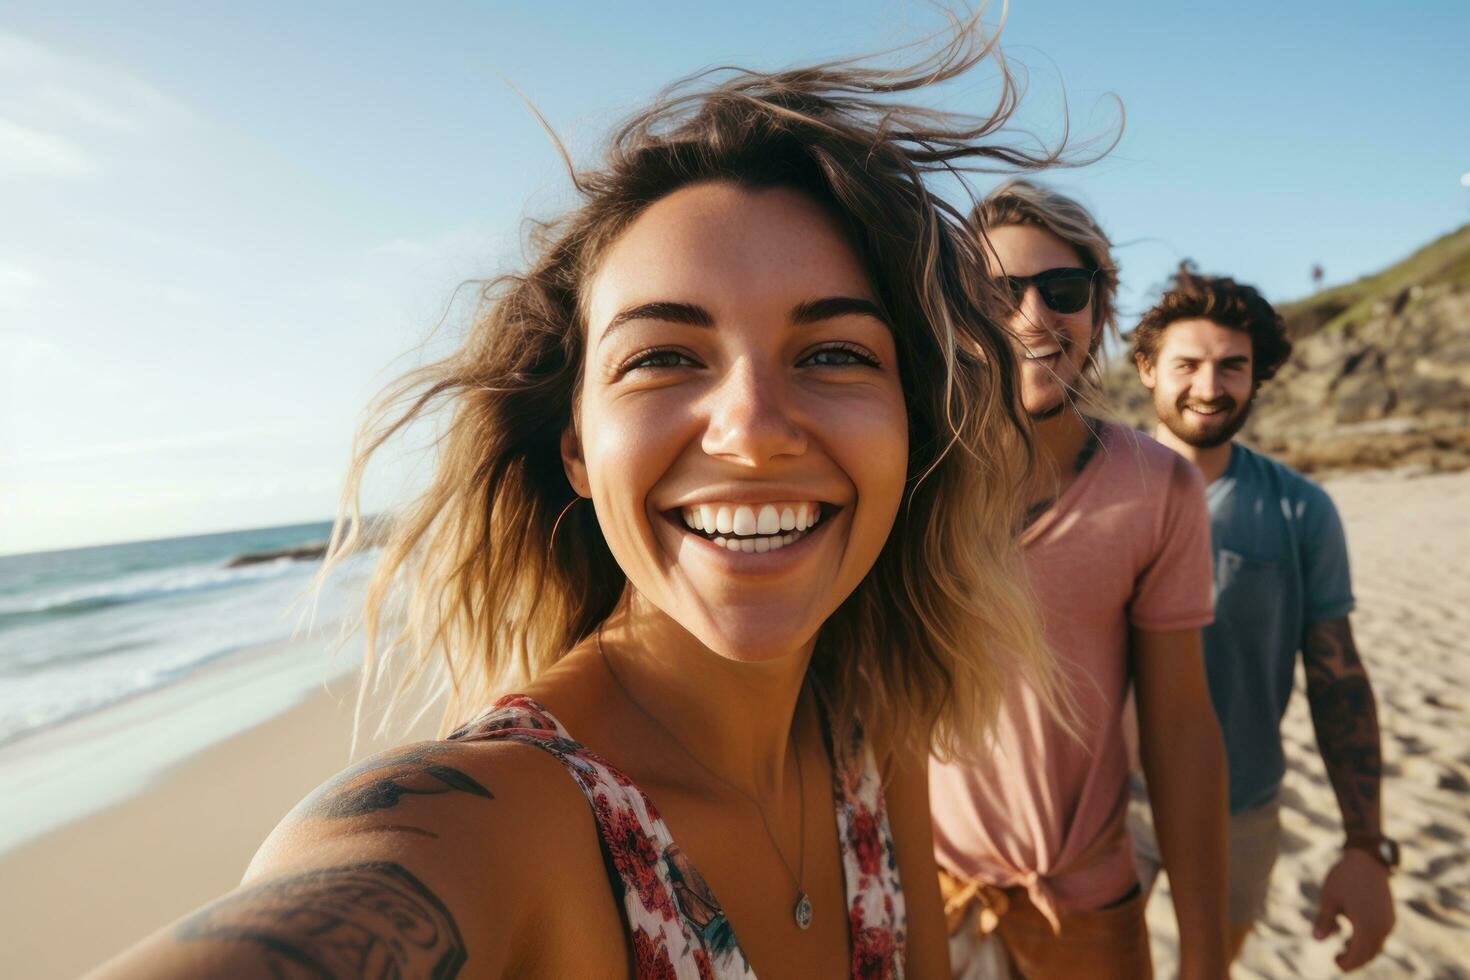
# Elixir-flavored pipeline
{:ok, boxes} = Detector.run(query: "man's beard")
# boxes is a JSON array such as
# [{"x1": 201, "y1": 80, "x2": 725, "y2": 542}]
[{"x1": 1156, "y1": 392, "x2": 1254, "y2": 448}]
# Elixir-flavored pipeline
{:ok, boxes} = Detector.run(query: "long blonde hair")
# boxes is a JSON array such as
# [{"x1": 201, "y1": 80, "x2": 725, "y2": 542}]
[{"x1": 326, "y1": 18, "x2": 1075, "y2": 760}]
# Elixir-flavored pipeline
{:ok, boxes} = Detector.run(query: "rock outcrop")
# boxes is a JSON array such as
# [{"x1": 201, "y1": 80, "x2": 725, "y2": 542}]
[{"x1": 224, "y1": 544, "x2": 327, "y2": 568}]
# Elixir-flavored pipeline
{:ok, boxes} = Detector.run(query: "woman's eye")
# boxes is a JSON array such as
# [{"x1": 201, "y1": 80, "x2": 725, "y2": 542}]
[
  {"x1": 625, "y1": 349, "x2": 698, "y2": 372},
  {"x1": 802, "y1": 344, "x2": 880, "y2": 368}
]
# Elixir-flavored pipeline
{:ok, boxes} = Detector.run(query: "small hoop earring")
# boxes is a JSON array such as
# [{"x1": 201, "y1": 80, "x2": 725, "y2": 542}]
[{"x1": 547, "y1": 495, "x2": 586, "y2": 558}]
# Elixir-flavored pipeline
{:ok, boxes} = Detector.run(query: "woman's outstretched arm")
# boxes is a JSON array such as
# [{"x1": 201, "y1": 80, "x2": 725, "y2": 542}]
[{"x1": 83, "y1": 738, "x2": 614, "y2": 979}]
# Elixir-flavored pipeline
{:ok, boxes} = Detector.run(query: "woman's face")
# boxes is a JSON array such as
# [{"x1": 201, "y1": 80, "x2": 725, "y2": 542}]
[{"x1": 567, "y1": 182, "x2": 908, "y2": 662}]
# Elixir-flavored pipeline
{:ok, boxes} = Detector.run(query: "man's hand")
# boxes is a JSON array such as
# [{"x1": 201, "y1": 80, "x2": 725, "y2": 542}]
[{"x1": 1312, "y1": 848, "x2": 1395, "y2": 971}]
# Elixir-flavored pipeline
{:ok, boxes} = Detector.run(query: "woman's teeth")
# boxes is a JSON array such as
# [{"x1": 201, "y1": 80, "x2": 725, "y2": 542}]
[{"x1": 679, "y1": 502, "x2": 822, "y2": 552}]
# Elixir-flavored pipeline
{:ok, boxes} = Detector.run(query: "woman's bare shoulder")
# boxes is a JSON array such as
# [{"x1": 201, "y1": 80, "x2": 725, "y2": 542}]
[
  {"x1": 88, "y1": 736, "x2": 620, "y2": 979},
  {"x1": 255, "y1": 734, "x2": 594, "y2": 872},
  {"x1": 248, "y1": 735, "x2": 615, "y2": 930}
]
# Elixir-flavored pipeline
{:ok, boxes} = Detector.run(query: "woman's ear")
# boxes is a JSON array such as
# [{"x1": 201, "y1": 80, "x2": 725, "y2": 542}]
[{"x1": 560, "y1": 426, "x2": 592, "y2": 498}]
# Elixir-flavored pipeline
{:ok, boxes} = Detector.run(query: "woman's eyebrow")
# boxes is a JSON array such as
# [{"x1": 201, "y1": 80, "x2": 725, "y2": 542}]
[
  {"x1": 600, "y1": 301, "x2": 713, "y2": 347},
  {"x1": 599, "y1": 296, "x2": 886, "y2": 349},
  {"x1": 791, "y1": 296, "x2": 888, "y2": 326}
]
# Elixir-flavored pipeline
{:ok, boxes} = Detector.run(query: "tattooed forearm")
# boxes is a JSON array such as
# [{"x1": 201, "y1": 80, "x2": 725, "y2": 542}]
[
  {"x1": 299, "y1": 744, "x2": 493, "y2": 821},
  {"x1": 176, "y1": 861, "x2": 466, "y2": 979},
  {"x1": 1303, "y1": 616, "x2": 1383, "y2": 837}
]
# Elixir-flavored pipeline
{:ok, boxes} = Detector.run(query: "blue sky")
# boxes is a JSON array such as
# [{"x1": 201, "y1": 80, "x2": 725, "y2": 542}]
[{"x1": 3, "y1": 1, "x2": 1467, "y2": 554}]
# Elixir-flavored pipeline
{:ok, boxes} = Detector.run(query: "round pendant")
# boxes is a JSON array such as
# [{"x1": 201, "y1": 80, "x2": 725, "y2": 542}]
[{"x1": 794, "y1": 891, "x2": 814, "y2": 930}]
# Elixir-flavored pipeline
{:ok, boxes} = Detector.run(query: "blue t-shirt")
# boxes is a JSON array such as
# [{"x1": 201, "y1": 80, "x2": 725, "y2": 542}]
[{"x1": 1205, "y1": 444, "x2": 1355, "y2": 813}]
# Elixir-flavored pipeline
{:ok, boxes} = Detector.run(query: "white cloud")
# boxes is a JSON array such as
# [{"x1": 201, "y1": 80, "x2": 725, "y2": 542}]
[
  {"x1": 2, "y1": 332, "x2": 63, "y2": 370},
  {"x1": 35, "y1": 83, "x2": 140, "y2": 132},
  {"x1": 368, "y1": 237, "x2": 436, "y2": 259},
  {"x1": 0, "y1": 263, "x2": 44, "y2": 307},
  {"x1": 7, "y1": 426, "x2": 291, "y2": 466},
  {"x1": 0, "y1": 30, "x2": 189, "y2": 125},
  {"x1": 0, "y1": 117, "x2": 98, "y2": 178},
  {"x1": 130, "y1": 283, "x2": 199, "y2": 306},
  {"x1": 0, "y1": 30, "x2": 193, "y2": 182}
]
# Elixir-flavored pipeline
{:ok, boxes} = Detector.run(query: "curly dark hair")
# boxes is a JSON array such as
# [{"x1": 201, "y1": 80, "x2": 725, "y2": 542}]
[{"x1": 1131, "y1": 262, "x2": 1293, "y2": 385}]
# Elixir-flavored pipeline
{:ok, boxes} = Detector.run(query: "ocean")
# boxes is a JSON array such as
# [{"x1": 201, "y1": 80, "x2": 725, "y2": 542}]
[{"x1": 0, "y1": 521, "x2": 374, "y2": 747}]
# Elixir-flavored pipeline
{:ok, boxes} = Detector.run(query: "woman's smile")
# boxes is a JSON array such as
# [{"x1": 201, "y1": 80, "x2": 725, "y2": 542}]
[
  {"x1": 671, "y1": 500, "x2": 827, "y2": 550},
  {"x1": 656, "y1": 497, "x2": 849, "y2": 578}
]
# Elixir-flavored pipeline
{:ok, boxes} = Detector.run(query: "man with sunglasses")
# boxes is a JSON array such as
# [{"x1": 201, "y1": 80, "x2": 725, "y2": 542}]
[
  {"x1": 931, "y1": 180, "x2": 1229, "y2": 979},
  {"x1": 1126, "y1": 266, "x2": 1395, "y2": 972}
]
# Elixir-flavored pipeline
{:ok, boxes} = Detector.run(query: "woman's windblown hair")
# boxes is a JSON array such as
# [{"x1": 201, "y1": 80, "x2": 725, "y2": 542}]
[{"x1": 325, "y1": 13, "x2": 1085, "y2": 759}]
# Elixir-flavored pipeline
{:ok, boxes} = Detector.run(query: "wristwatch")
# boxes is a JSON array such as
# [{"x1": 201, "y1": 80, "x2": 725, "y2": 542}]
[{"x1": 1344, "y1": 833, "x2": 1400, "y2": 871}]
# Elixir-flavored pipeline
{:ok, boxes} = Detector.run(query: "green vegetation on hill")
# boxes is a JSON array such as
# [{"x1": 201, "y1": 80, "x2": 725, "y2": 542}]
[{"x1": 1278, "y1": 223, "x2": 1470, "y2": 339}]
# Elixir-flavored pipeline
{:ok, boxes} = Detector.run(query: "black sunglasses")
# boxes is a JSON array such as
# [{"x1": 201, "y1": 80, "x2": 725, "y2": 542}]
[{"x1": 1003, "y1": 267, "x2": 1097, "y2": 315}]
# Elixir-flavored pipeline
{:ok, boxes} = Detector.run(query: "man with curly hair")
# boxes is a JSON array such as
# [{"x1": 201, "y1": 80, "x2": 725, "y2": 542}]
[{"x1": 1127, "y1": 264, "x2": 1397, "y2": 972}]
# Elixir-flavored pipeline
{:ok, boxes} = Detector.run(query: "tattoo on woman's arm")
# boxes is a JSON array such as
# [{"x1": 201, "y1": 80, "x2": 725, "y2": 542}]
[
  {"x1": 1302, "y1": 617, "x2": 1383, "y2": 837},
  {"x1": 299, "y1": 744, "x2": 494, "y2": 821},
  {"x1": 175, "y1": 861, "x2": 466, "y2": 978}
]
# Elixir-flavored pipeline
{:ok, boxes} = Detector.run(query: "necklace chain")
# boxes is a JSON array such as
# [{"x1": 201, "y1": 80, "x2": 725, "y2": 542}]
[
  {"x1": 1024, "y1": 418, "x2": 1103, "y2": 529},
  {"x1": 596, "y1": 628, "x2": 810, "y2": 922}
]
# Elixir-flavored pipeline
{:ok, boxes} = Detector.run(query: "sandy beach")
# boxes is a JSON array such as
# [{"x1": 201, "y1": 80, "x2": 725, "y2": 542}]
[{"x1": 1, "y1": 470, "x2": 1466, "y2": 978}]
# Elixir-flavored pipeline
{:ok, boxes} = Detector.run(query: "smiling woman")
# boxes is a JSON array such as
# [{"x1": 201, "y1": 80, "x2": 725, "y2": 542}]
[{"x1": 89, "y1": 15, "x2": 1071, "y2": 980}]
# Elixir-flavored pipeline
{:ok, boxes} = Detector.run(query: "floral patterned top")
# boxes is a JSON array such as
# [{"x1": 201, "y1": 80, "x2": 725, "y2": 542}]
[{"x1": 447, "y1": 693, "x2": 907, "y2": 979}]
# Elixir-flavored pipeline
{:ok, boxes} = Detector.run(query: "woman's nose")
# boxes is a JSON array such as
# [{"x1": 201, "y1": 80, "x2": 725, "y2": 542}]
[{"x1": 700, "y1": 359, "x2": 807, "y2": 464}]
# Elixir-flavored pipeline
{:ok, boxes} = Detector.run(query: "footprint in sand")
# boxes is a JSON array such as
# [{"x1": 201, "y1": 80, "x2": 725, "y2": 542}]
[
  {"x1": 1420, "y1": 822, "x2": 1465, "y2": 845},
  {"x1": 1277, "y1": 827, "x2": 1312, "y2": 856},
  {"x1": 1405, "y1": 896, "x2": 1470, "y2": 932},
  {"x1": 1435, "y1": 765, "x2": 1470, "y2": 795}
]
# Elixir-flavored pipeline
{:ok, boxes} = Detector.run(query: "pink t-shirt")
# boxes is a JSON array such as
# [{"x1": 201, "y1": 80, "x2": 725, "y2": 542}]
[{"x1": 930, "y1": 423, "x2": 1213, "y2": 922}]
